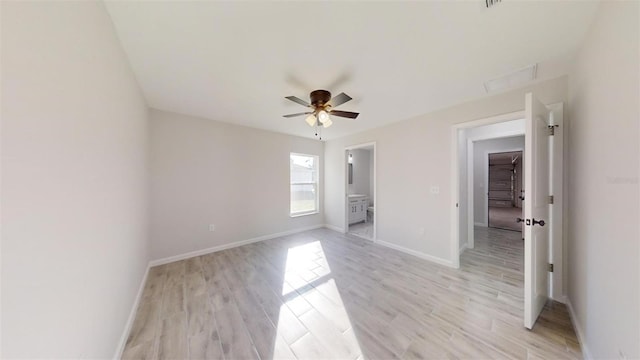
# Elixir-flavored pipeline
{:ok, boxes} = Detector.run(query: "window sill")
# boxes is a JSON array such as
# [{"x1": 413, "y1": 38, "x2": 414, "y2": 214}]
[{"x1": 290, "y1": 211, "x2": 319, "y2": 218}]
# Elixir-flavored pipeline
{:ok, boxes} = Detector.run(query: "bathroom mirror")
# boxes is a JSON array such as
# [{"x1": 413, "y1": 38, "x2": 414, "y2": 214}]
[{"x1": 348, "y1": 163, "x2": 353, "y2": 184}]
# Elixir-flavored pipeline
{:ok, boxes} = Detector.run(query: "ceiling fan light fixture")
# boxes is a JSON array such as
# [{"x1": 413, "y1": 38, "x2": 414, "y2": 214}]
[
  {"x1": 283, "y1": 90, "x2": 359, "y2": 139},
  {"x1": 317, "y1": 110, "x2": 330, "y2": 124},
  {"x1": 305, "y1": 114, "x2": 316, "y2": 127}
]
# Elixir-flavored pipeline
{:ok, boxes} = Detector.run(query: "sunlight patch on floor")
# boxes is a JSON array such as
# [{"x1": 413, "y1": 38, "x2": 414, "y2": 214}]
[{"x1": 277, "y1": 240, "x2": 363, "y2": 359}]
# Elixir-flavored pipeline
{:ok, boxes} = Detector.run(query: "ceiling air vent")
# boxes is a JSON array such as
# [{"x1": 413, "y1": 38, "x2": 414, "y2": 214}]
[
  {"x1": 485, "y1": 0, "x2": 501, "y2": 8},
  {"x1": 483, "y1": 64, "x2": 537, "y2": 93}
]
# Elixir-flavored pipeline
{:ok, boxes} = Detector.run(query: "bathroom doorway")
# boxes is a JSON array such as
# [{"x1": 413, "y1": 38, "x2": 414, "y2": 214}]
[{"x1": 344, "y1": 142, "x2": 376, "y2": 240}]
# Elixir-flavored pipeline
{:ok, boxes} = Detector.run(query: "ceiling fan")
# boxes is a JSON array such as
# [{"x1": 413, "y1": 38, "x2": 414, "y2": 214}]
[{"x1": 283, "y1": 90, "x2": 359, "y2": 137}]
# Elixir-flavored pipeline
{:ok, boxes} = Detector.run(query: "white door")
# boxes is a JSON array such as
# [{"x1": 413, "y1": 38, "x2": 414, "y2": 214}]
[{"x1": 524, "y1": 92, "x2": 551, "y2": 329}]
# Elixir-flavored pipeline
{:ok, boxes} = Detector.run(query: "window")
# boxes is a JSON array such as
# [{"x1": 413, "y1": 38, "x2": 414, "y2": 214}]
[{"x1": 290, "y1": 153, "x2": 319, "y2": 216}]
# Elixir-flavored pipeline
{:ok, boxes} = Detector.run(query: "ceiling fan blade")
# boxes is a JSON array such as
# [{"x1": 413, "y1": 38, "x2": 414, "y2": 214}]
[
  {"x1": 329, "y1": 110, "x2": 359, "y2": 119},
  {"x1": 283, "y1": 112, "x2": 312, "y2": 118},
  {"x1": 328, "y1": 92, "x2": 352, "y2": 107},
  {"x1": 285, "y1": 96, "x2": 310, "y2": 107}
]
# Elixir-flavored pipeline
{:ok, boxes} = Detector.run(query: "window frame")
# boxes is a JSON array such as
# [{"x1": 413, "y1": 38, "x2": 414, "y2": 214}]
[{"x1": 289, "y1": 152, "x2": 320, "y2": 217}]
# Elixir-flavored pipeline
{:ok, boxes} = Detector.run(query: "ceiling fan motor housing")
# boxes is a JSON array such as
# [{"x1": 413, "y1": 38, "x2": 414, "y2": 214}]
[{"x1": 310, "y1": 90, "x2": 331, "y2": 107}]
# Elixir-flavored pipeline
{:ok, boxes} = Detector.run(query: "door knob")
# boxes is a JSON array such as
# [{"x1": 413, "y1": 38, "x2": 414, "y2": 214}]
[
  {"x1": 532, "y1": 218, "x2": 545, "y2": 226},
  {"x1": 516, "y1": 218, "x2": 524, "y2": 223}
]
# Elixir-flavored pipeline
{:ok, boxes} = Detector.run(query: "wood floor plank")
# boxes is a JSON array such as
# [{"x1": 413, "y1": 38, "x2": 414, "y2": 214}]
[
  {"x1": 214, "y1": 302, "x2": 259, "y2": 360},
  {"x1": 289, "y1": 332, "x2": 332, "y2": 360},
  {"x1": 142, "y1": 266, "x2": 167, "y2": 301},
  {"x1": 184, "y1": 256, "x2": 203, "y2": 275},
  {"x1": 249, "y1": 283, "x2": 308, "y2": 345},
  {"x1": 157, "y1": 312, "x2": 188, "y2": 360},
  {"x1": 188, "y1": 329, "x2": 223, "y2": 360},
  {"x1": 298, "y1": 308, "x2": 361, "y2": 359},
  {"x1": 125, "y1": 299, "x2": 161, "y2": 349},
  {"x1": 121, "y1": 339, "x2": 155, "y2": 360},
  {"x1": 186, "y1": 293, "x2": 214, "y2": 337},
  {"x1": 300, "y1": 287, "x2": 352, "y2": 333},
  {"x1": 351, "y1": 324, "x2": 399, "y2": 360},
  {"x1": 185, "y1": 271, "x2": 207, "y2": 298},
  {"x1": 205, "y1": 273, "x2": 234, "y2": 312},
  {"x1": 402, "y1": 335, "x2": 455, "y2": 360},
  {"x1": 160, "y1": 282, "x2": 184, "y2": 319}
]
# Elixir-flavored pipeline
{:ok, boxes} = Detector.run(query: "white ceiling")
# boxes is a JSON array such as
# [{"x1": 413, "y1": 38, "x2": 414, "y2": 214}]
[{"x1": 105, "y1": 1, "x2": 599, "y2": 140}]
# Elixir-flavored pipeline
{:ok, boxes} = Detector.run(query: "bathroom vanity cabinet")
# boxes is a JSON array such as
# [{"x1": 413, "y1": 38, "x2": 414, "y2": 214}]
[{"x1": 348, "y1": 195, "x2": 368, "y2": 224}]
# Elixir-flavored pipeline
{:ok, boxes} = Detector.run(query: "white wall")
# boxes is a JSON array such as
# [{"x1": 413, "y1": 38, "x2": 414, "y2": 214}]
[
  {"x1": 348, "y1": 149, "x2": 371, "y2": 199},
  {"x1": 149, "y1": 109, "x2": 324, "y2": 261},
  {"x1": 324, "y1": 76, "x2": 568, "y2": 265},
  {"x1": 567, "y1": 1, "x2": 639, "y2": 358},
  {"x1": 473, "y1": 136, "x2": 525, "y2": 225},
  {"x1": 1, "y1": 2, "x2": 149, "y2": 358}
]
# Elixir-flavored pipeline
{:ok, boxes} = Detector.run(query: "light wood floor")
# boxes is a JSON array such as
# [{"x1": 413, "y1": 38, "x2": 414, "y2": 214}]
[
  {"x1": 123, "y1": 227, "x2": 581, "y2": 359},
  {"x1": 348, "y1": 221, "x2": 373, "y2": 240}
]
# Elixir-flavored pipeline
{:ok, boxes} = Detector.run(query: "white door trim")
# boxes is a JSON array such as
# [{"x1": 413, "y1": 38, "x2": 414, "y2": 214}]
[
  {"x1": 344, "y1": 141, "x2": 377, "y2": 241},
  {"x1": 547, "y1": 102, "x2": 564, "y2": 302}
]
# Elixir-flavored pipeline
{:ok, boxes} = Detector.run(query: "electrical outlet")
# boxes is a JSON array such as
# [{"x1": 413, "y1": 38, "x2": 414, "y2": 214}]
[
  {"x1": 419, "y1": 227, "x2": 425, "y2": 236},
  {"x1": 430, "y1": 186, "x2": 440, "y2": 194},
  {"x1": 209, "y1": 224, "x2": 215, "y2": 232}
]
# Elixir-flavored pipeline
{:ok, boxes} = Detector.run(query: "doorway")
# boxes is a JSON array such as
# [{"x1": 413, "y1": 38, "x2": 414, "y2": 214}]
[
  {"x1": 488, "y1": 150, "x2": 524, "y2": 233},
  {"x1": 465, "y1": 126, "x2": 525, "y2": 249},
  {"x1": 344, "y1": 142, "x2": 376, "y2": 240},
  {"x1": 451, "y1": 96, "x2": 565, "y2": 329}
]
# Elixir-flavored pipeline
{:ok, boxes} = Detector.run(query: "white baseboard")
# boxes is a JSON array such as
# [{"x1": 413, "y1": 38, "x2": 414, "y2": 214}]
[
  {"x1": 324, "y1": 224, "x2": 345, "y2": 233},
  {"x1": 375, "y1": 238, "x2": 455, "y2": 268},
  {"x1": 113, "y1": 263, "x2": 150, "y2": 359},
  {"x1": 149, "y1": 224, "x2": 325, "y2": 267},
  {"x1": 565, "y1": 296, "x2": 592, "y2": 360},
  {"x1": 474, "y1": 222, "x2": 486, "y2": 227}
]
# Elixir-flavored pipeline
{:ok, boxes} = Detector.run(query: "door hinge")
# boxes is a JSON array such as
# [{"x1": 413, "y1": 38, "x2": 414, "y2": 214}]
[
  {"x1": 548, "y1": 195, "x2": 554, "y2": 204},
  {"x1": 548, "y1": 263, "x2": 554, "y2": 272},
  {"x1": 548, "y1": 125, "x2": 558, "y2": 136}
]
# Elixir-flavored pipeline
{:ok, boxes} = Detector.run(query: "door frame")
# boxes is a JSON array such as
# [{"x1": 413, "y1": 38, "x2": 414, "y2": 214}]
[
  {"x1": 344, "y1": 141, "x2": 376, "y2": 241},
  {"x1": 451, "y1": 103, "x2": 564, "y2": 302},
  {"x1": 485, "y1": 148, "x2": 524, "y2": 229}
]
